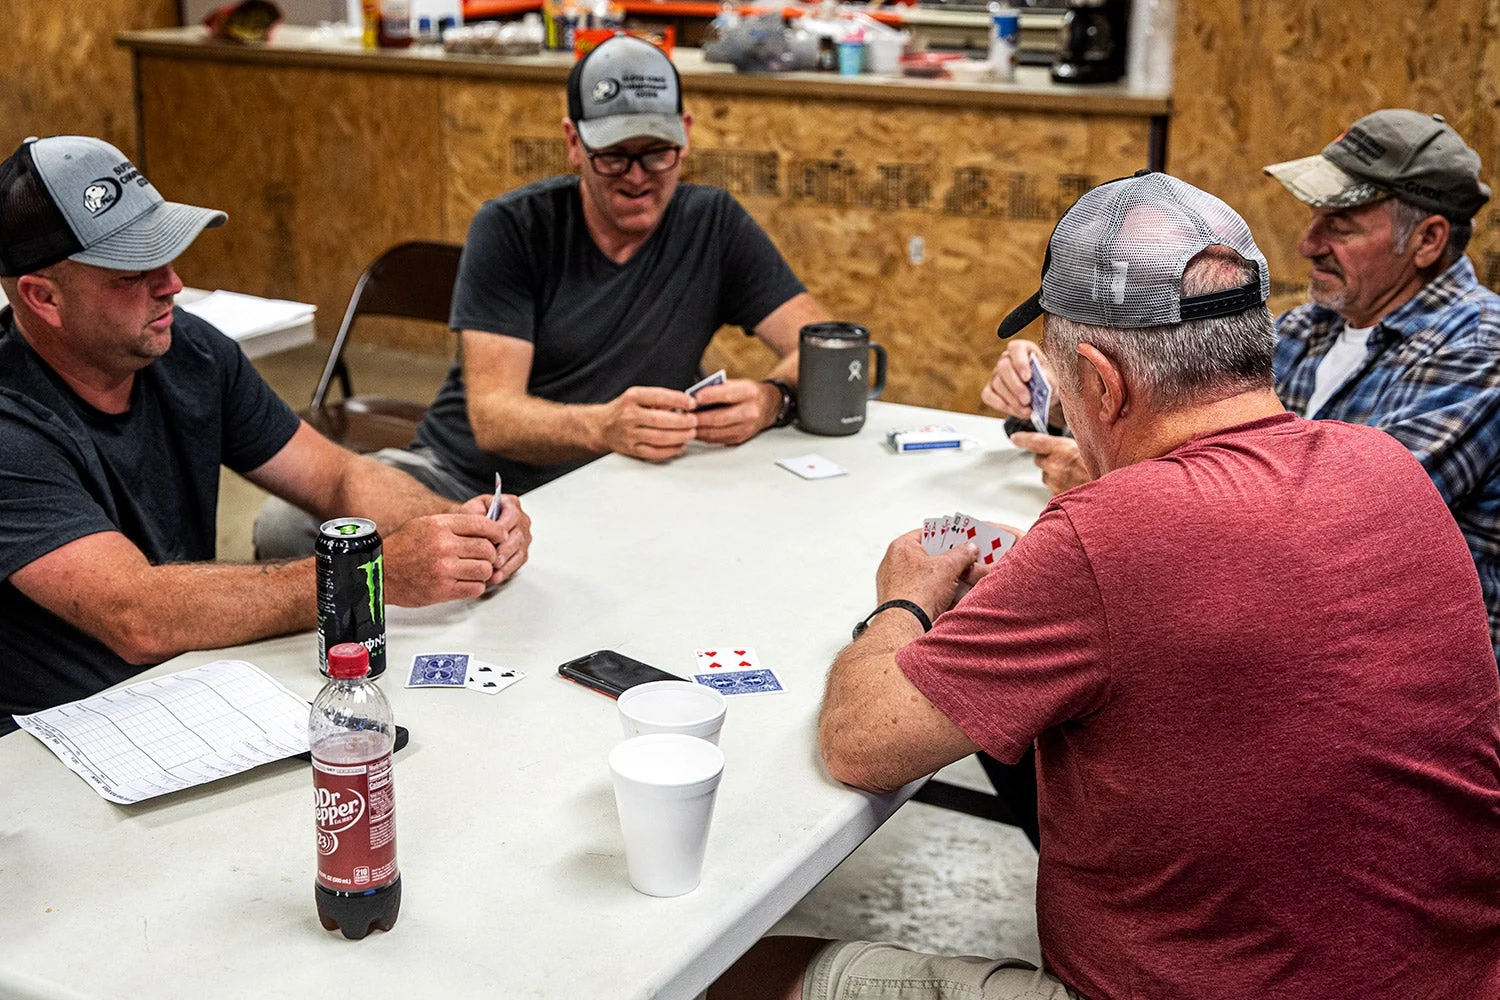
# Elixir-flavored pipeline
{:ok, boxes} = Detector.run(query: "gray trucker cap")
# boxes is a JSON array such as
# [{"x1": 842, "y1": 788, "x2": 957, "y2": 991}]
[
  {"x1": 997, "y1": 171, "x2": 1270, "y2": 338},
  {"x1": 566, "y1": 36, "x2": 687, "y2": 150},
  {"x1": 1264, "y1": 109, "x2": 1491, "y2": 220},
  {"x1": 0, "y1": 136, "x2": 225, "y2": 277}
]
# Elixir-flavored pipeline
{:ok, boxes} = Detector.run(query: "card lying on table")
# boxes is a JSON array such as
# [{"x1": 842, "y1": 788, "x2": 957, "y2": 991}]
[
  {"x1": 407, "y1": 652, "x2": 471, "y2": 688},
  {"x1": 693, "y1": 667, "x2": 785, "y2": 696},
  {"x1": 465, "y1": 661, "x2": 525, "y2": 695},
  {"x1": 776, "y1": 454, "x2": 847, "y2": 480}
]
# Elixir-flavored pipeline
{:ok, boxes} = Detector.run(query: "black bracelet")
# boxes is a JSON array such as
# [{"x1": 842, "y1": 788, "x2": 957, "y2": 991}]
[{"x1": 852, "y1": 599, "x2": 933, "y2": 640}]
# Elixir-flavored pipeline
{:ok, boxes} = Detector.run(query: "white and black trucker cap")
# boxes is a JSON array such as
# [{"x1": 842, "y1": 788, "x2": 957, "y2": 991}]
[
  {"x1": 997, "y1": 171, "x2": 1270, "y2": 339},
  {"x1": 566, "y1": 36, "x2": 686, "y2": 150},
  {"x1": 0, "y1": 136, "x2": 225, "y2": 278}
]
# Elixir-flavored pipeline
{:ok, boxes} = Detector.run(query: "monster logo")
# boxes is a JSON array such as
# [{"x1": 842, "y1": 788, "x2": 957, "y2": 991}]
[{"x1": 359, "y1": 554, "x2": 385, "y2": 624}]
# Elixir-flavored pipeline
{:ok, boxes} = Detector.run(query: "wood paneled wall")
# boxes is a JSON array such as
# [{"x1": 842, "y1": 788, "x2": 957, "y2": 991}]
[
  {"x1": 142, "y1": 58, "x2": 1154, "y2": 413},
  {"x1": 3, "y1": 0, "x2": 177, "y2": 159},
  {"x1": 1170, "y1": 0, "x2": 1500, "y2": 316}
]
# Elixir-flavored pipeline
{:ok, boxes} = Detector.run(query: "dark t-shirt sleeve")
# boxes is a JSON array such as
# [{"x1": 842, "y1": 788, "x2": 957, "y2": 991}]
[
  {"x1": 0, "y1": 397, "x2": 119, "y2": 580},
  {"x1": 449, "y1": 200, "x2": 538, "y2": 341},
  {"x1": 896, "y1": 505, "x2": 1113, "y2": 764},
  {"x1": 202, "y1": 318, "x2": 301, "y2": 474},
  {"x1": 715, "y1": 194, "x2": 807, "y2": 333}
]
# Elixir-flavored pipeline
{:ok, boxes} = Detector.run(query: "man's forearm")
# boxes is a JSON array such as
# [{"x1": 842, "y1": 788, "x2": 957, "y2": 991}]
[
  {"x1": 819, "y1": 613, "x2": 929, "y2": 792},
  {"x1": 468, "y1": 391, "x2": 609, "y2": 465},
  {"x1": 326, "y1": 455, "x2": 465, "y2": 531},
  {"x1": 108, "y1": 559, "x2": 318, "y2": 665}
]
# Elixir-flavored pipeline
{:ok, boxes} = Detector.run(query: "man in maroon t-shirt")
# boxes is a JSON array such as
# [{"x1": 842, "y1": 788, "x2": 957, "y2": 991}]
[{"x1": 712, "y1": 174, "x2": 1500, "y2": 1000}]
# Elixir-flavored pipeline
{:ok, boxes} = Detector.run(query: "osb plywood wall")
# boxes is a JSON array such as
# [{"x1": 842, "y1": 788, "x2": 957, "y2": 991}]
[
  {"x1": 1171, "y1": 0, "x2": 1500, "y2": 317},
  {"x1": 3, "y1": 0, "x2": 177, "y2": 159},
  {"x1": 145, "y1": 59, "x2": 1154, "y2": 413}
]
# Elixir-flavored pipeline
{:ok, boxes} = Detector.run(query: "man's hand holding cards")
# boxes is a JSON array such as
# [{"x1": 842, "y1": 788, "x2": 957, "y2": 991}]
[{"x1": 921, "y1": 511, "x2": 1018, "y2": 569}]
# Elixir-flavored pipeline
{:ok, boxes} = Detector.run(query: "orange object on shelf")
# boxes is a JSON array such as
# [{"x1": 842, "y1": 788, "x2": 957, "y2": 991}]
[
  {"x1": 465, "y1": 0, "x2": 904, "y2": 25},
  {"x1": 574, "y1": 25, "x2": 675, "y2": 56}
]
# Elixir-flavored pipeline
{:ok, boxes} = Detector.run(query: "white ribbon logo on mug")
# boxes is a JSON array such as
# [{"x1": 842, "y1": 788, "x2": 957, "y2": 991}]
[{"x1": 847, "y1": 360, "x2": 863, "y2": 382}]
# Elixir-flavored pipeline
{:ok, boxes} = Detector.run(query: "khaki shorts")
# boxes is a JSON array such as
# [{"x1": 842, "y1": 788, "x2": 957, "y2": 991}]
[{"x1": 804, "y1": 941, "x2": 1081, "y2": 1000}]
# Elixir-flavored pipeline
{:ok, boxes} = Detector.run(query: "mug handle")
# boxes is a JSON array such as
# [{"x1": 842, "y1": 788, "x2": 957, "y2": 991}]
[{"x1": 867, "y1": 343, "x2": 888, "y2": 399}]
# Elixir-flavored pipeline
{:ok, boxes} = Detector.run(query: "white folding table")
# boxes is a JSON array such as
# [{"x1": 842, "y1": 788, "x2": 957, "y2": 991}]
[{"x1": 0, "y1": 401, "x2": 1050, "y2": 1000}]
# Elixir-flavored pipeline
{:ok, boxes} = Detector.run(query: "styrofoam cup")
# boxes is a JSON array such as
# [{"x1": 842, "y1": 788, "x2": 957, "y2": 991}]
[
  {"x1": 608, "y1": 734, "x2": 725, "y2": 897},
  {"x1": 617, "y1": 680, "x2": 727, "y2": 745}
]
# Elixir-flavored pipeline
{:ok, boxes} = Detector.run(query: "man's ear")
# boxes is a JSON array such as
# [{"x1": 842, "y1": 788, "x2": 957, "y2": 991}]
[
  {"x1": 1410, "y1": 214, "x2": 1451, "y2": 270},
  {"x1": 680, "y1": 112, "x2": 693, "y2": 157},
  {"x1": 1075, "y1": 342, "x2": 1128, "y2": 426},
  {"x1": 12, "y1": 272, "x2": 65, "y2": 329},
  {"x1": 562, "y1": 118, "x2": 585, "y2": 170}
]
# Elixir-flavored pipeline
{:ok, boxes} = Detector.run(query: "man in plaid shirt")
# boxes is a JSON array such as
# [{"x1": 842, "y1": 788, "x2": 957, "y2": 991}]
[
  {"x1": 1265, "y1": 110, "x2": 1500, "y2": 661},
  {"x1": 988, "y1": 112, "x2": 1500, "y2": 662}
]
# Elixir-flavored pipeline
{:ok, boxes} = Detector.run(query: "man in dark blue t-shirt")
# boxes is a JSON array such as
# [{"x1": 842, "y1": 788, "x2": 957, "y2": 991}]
[
  {"x1": 0, "y1": 136, "x2": 532, "y2": 732},
  {"x1": 414, "y1": 35, "x2": 828, "y2": 499}
]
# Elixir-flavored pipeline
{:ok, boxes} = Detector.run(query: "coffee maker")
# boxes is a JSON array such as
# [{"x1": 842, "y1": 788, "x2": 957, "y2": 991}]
[{"x1": 1051, "y1": 0, "x2": 1130, "y2": 84}]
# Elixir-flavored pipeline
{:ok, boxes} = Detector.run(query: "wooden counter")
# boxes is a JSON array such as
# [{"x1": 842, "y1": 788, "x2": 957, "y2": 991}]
[{"x1": 121, "y1": 26, "x2": 1169, "y2": 413}]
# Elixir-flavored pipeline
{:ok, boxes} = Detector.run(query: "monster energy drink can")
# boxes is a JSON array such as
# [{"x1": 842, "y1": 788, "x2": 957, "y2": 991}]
[{"x1": 316, "y1": 518, "x2": 386, "y2": 679}]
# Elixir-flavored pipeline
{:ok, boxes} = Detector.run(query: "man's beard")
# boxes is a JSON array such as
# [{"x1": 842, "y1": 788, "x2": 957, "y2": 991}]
[{"x1": 1306, "y1": 279, "x2": 1349, "y2": 312}]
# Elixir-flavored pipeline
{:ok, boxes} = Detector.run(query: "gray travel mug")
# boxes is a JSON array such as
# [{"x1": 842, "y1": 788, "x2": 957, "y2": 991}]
[{"x1": 796, "y1": 322, "x2": 888, "y2": 436}]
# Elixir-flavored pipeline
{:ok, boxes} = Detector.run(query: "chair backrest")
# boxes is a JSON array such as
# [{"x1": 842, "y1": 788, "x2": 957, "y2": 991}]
[{"x1": 311, "y1": 240, "x2": 463, "y2": 408}]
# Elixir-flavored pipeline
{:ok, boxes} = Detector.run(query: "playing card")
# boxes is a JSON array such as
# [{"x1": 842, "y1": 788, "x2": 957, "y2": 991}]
[
  {"x1": 485, "y1": 472, "x2": 503, "y2": 521},
  {"x1": 776, "y1": 454, "x2": 847, "y2": 480},
  {"x1": 1029, "y1": 357, "x2": 1052, "y2": 434},
  {"x1": 464, "y1": 660, "x2": 525, "y2": 695},
  {"x1": 967, "y1": 520, "x2": 1018, "y2": 567},
  {"x1": 921, "y1": 517, "x2": 944, "y2": 555},
  {"x1": 407, "y1": 652, "x2": 470, "y2": 688},
  {"x1": 693, "y1": 647, "x2": 760, "y2": 671},
  {"x1": 686, "y1": 368, "x2": 726, "y2": 396},
  {"x1": 693, "y1": 667, "x2": 785, "y2": 697},
  {"x1": 938, "y1": 513, "x2": 958, "y2": 551}
]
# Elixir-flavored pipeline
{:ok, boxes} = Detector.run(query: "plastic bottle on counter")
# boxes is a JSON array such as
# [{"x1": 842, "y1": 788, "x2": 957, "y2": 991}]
[
  {"x1": 988, "y1": 3, "x2": 1019, "y2": 81},
  {"x1": 311, "y1": 642, "x2": 401, "y2": 940}
]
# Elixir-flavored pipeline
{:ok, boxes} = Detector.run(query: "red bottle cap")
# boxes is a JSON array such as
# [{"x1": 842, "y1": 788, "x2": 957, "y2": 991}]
[{"x1": 327, "y1": 643, "x2": 371, "y2": 680}]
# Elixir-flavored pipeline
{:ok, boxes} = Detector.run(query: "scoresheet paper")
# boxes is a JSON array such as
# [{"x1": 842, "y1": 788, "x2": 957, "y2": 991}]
[{"x1": 14, "y1": 660, "x2": 310, "y2": 805}]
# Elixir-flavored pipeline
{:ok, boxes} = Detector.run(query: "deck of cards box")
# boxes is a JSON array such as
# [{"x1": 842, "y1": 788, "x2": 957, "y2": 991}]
[{"x1": 887, "y1": 424, "x2": 967, "y2": 453}]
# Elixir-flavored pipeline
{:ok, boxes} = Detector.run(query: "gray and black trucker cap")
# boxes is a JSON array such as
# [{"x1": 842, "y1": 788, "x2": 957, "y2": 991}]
[
  {"x1": 566, "y1": 36, "x2": 687, "y2": 150},
  {"x1": 0, "y1": 136, "x2": 225, "y2": 278},
  {"x1": 1264, "y1": 109, "x2": 1490, "y2": 220},
  {"x1": 997, "y1": 171, "x2": 1270, "y2": 339}
]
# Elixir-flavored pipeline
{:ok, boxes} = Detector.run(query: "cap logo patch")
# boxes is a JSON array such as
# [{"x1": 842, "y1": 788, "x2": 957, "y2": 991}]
[
  {"x1": 82, "y1": 178, "x2": 121, "y2": 217},
  {"x1": 592, "y1": 78, "x2": 620, "y2": 103},
  {"x1": 1336, "y1": 126, "x2": 1387, "y2": 166}
]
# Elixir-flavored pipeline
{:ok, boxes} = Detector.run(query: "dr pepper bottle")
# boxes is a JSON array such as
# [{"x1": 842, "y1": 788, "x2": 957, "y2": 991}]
[{"x1": 310, "y1": 643, "x2": 401, "y2": 938}]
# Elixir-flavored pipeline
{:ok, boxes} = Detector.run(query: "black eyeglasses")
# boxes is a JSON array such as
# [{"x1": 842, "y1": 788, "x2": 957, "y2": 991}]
[{"x1": 584, "y1": 145, "x2": 681, "y2": 177}]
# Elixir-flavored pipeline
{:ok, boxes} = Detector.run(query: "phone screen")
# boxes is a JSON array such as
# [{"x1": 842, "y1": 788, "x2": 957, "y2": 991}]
[{"x1": 558, "y1": 650, "x2": 683, "y2": 699}]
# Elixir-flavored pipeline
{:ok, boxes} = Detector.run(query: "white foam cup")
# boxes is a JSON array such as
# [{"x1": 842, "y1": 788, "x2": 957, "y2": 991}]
[
  {"x1": 608, "y1": 733, "x2": 725, "y2": 897},
  {"x1": 617, "y1": 680, "x2": 728, "y2": 745}
]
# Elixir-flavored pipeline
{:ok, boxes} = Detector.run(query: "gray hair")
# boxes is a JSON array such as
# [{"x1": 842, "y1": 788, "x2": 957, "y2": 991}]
[
  {"x1": 1387, "y1": 197, "x2": 1471, "y2": 267},
  {"x1": 1040, "y1": 247, "x2": 1276, "y2": 412}
]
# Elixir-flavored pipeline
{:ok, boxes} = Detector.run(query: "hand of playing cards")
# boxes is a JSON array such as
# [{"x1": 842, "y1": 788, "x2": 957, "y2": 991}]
[{"x1": 921, "y1": 512, "x2": 1017, "y2": 569}]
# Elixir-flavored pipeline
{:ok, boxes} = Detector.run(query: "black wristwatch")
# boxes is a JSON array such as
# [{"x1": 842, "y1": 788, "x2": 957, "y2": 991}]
[
  {"x1": 764, "y1": 378, "x2": 797, "y2": 428},
  {"x1": 852, "y1": 599, "x2": 933, "y2": 640}
]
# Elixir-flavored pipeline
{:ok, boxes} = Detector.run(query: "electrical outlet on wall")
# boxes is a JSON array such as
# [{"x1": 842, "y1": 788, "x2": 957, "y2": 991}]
[{"x1": 908, "y1": 236, "x2": 926, "y2": 265}]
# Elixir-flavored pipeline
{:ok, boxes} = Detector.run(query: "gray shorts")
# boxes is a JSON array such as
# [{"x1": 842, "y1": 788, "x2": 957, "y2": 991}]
[{"x1": 804, "y1": 941, "x2": 1080, "y2": 1000}]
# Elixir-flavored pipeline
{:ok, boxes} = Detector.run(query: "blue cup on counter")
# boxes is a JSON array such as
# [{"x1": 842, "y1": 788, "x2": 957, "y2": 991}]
[{"x1": 838, "y1": 39, "x2": 865, "y2": 75}]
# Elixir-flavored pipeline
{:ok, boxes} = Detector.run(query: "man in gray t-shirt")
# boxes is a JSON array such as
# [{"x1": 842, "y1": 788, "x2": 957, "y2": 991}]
[{"x1": 414, "y1": 35, "x2": 828, "y2": 498}]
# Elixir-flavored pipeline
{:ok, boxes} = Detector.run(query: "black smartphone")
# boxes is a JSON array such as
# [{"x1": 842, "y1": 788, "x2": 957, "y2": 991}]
[
  {"x1": 1004, "y1": 416, "x2": 1067, "y2": 437},
  {"x1": 558, "y1": 650, "x2": 684, "y2": 699}
]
